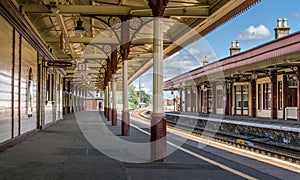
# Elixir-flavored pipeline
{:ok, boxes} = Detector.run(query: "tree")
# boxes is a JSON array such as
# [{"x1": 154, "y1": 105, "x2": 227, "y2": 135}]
[
  {"x1": 137, "y1": 90, "x2": 151, "y2": 107},
  {"x1": 128, "y1": 84, "x2": 139, "y2": 109}
]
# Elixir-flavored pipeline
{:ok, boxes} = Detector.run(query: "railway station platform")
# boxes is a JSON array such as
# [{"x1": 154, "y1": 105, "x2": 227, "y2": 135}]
[
  {"x1": 165, "y1": 111, "x2": 300, "y2": 132},
  {"x1": 0, "y1": 111, "x2": 299, "y2": 180}
]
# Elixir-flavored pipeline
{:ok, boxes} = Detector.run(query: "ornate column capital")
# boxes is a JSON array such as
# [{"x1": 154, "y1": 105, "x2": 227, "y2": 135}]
[{"x1": 148, "y1": 0, "x2": 169, "y2": 17}]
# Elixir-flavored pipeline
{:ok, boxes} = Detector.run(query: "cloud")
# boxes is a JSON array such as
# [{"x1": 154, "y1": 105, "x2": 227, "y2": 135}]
[
  {"x1": 238, "y1": 24, "x2": 271, "y2": 40},
  {"x1": 293, "y1": 12, "x2": 300, "y2": 18}
]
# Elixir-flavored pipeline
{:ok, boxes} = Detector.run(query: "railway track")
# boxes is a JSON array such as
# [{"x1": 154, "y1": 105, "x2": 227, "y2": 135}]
[{"x1": 131, "y1": 109, "x2": 300, "y2": 165}]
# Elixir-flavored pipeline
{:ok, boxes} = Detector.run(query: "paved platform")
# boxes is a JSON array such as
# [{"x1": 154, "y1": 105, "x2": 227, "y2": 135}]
[
  {"x1": 165, "y1": 112, "x2": 300, "y2": 132},
  {"x1": 0, "y1": 111, "x2": 299, "y2": 180}
]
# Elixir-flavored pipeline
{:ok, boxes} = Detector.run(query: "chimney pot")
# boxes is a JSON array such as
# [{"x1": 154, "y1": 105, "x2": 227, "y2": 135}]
[
  {"x1": 274, "y1": 18, "x2": 290, "y2": 39},
  {"x1": 283, "y1": 18, "x2": 288, "y2": 27},
  {"x1": 230, "y1": 40, "x2": 241, "y2": 56},
  {"x1": 203, "y1": 56, "x2": 209, "y2": 66},
  {"x1": 236, "y1": 40, "x2": 240, "y2": 48},
  {"x1": 277, "y1": 18, "x2": 282, "y2": 27}
]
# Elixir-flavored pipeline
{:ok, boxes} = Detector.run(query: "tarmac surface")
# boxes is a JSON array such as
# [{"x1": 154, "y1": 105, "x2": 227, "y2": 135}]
[{"x1": 0, "y1": 111, "x2": 299, "y2": 180}]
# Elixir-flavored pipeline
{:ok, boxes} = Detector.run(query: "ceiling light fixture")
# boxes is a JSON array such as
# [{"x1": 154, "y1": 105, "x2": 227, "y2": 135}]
[
  {"x1": 75, "y1": 19, "x2": 84, "y2": 31},
  {"x1": 75, "y1": 18, "x2": 85, "y2": 37}
]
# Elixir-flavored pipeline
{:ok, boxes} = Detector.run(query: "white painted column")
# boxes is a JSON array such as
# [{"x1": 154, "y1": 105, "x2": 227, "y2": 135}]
[
  {"x1": 123, "y1": 61, "x2": 128, "y2": 111},
  {"x1": 122, "y1": 60, "x2": 130, "y2": 135},
  {"x1": 112, "y1": 75, "x2": 117, "y2": 125},
  {"x1": 112, "y1": 76, "x2": 117, "y2": 110},
  {"x1": 108, "y1": 82, "x2": 112, "y2": 121},
  {"x1": 104, "y1": 86, "x2": 107, "y2": 117},
  {"x1": 151, "y1": 17, "x2": 166, "y2": 162},
  {"x1": 152, "y1": 17, "x2": 164, "y2": 114},
  {"x1": 108, "y1": 82, "x2": 111, "y2": 109}
]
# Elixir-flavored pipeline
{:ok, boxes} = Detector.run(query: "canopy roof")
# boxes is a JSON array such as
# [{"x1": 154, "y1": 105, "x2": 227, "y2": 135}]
[{"x1": 16, "y1": 0, "x2": 261, "y2": 90}]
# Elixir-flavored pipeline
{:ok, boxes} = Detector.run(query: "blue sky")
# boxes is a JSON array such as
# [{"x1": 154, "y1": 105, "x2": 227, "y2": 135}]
[
  {"x1": 205, "y1": 0, "x2": 300, "y2": 60},
  {"x1": 133, "y1": 0, "x2": 300, "y2": 95}
]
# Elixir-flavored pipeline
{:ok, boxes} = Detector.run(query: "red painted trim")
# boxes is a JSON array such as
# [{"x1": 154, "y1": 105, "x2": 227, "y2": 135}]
[
  {"x1": 271, "y1": 72, "x2": 277, "y2": 119},
  {"x1": 122, "y1": 110, "x2": 130, "y2": 136},
  {"x1": 297, "y1": 69, "x2": 300, "y2": 122},
  {"x1": 112, "y1": 108, "x2": 117, "y2": 126},
  {"x1": 150, "y1": 113, "x2": 167, "y2": 161},
  {"x1": 282, "y1": 75, "x2": 287, "y2": 119},
  {"x1": 251, "y1": 81, "x2": 256, "y2": 118},
  {"x1": 165, "y1": 31, "x2": 300, "y2": 88}
]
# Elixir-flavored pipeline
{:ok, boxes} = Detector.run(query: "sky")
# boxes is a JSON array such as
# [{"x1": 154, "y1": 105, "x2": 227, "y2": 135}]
[{"x1": 133, "y1": 0, "x2": 300, "y2": 96}]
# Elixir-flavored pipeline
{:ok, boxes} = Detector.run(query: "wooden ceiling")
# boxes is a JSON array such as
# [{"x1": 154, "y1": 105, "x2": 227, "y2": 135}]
[{"x1": 16, "y1": 0, "x2": 262, "y2": 90}]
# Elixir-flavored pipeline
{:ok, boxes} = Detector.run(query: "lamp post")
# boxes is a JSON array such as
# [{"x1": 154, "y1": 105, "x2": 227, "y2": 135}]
[{"x1": 171, "y1": 91, "x2": 176, "y2": 111}]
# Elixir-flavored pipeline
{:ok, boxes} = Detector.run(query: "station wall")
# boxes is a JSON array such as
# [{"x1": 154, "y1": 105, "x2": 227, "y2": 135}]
[{"x1": 0, "y1": 14, "x2": 64, "y2": 145}]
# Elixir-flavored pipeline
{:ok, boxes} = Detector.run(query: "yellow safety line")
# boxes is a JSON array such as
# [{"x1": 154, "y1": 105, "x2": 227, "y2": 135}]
[
  {"x1": 130, "y1": 123, "x2": 258, "y2": 180},
  {"x1": 130, "y1": 115, "x2": 300, "y2": 173}
]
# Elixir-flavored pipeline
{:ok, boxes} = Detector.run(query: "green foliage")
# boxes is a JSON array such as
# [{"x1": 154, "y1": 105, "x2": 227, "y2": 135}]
[
  {"x1": 128, "y1": 85, "x2": 139, "y2": 107},
  {"x1": 128, "y1": 85, "x2": 151, "y2": 109},
  {"x1": 137, "y1": 90, "x2": 151, "y2": 106}
]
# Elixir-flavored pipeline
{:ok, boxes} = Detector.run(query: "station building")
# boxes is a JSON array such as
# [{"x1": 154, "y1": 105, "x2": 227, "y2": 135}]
[
  {"x1": 164, "y1": 18, "x2": 300, "y2": 121},
  {"x1": 0, "y1": 5, "x2": 85, "y2": 145}
]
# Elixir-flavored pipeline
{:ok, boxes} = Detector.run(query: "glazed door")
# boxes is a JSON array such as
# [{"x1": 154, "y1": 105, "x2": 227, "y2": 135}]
[
  {"x1": 287, "y1": 88, "x2": 297, "y2": 107},
  {"x1": 235, "y1": 85, "x2": 249, "y2": 116}
]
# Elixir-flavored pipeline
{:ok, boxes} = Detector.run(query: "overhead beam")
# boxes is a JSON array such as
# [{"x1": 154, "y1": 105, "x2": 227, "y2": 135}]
[
  {"x1": 55, "y1": 54, "x2": 108, "y2": 59},
  {"x1": 44, "y1": 37, "x2": 172, "y2": 45},
  {"x1": 56, "y1": 14, "x2": 76, "y2": 60},
  {"x1": 130, "y1": 5, "x2": 209, "y2": 16},
  {"x1": 23, "y1": 5, "x2": 132, "y2": 15},
  {"x1": 23, "y1": 4, "x2": 209, "y2": 17}
]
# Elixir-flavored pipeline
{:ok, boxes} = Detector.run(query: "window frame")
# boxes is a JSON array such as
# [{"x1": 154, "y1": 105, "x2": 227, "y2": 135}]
[{"x1": 278, "y1": 81, "x2": 283, "y2": 110}]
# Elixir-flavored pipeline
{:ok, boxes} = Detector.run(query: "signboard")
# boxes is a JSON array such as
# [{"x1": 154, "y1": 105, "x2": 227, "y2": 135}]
[
  {"x1": 47, "y1": 61, "x2": 72, "y2": 67},
  {"x1": 78, "y1": 63, "x2": 86, "y2": 71}
]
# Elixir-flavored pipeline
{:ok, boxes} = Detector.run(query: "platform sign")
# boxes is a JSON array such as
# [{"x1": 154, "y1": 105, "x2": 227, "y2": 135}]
[
  {"x1": 47, "y1": 61, "x2": 72, "y2": 68},
  {"x1": 78, "y1": 63, "x2": 86, "y2": 71}
]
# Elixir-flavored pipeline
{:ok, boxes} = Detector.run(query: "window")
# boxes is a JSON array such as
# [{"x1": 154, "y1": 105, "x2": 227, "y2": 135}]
[
  {"x1": 263, "y1": 83, "x2": 271, "y2": 110},
  {"x1": 26, "y1": 68, "x2": 33, "y2": 117},
  {"x1": 47, "y1": 73, "x2": 54, "y2": 102},
  {"x1": 203, "y1": 90, "x2": 207, "y2": 113},
  {"x1": 235, "y1": 85, "x2": 249, "y2": 116},
  {"x1": 216, "y1": 89, "x2": 223, "y2": 108},
  {"x1": 278, "y1": 81, "x2": 283, "y2": 110},
  {"x1": 258, "y1": 84, "x2": 262, "y2": 109},
  {"x1": 208, "y1": 90, "x2": 212, "y2": 112}
]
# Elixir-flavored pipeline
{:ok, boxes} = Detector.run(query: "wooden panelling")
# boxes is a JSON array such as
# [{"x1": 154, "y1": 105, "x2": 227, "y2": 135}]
[
  {"x1": 0, "y1": 15, "x2": 13, "y2": 143},
  {"x1": 0, "y1": 4, "x2": 66, "y2": 147},
  {"x1": 56, "y1": 73, "x2": 63, "y2": 120},
  {"x1": 20, "y1": 37, "x2": 37, "y2": 134},
  {"x1": 13, "y1": 31, "x2": 20, "y2": 137}
]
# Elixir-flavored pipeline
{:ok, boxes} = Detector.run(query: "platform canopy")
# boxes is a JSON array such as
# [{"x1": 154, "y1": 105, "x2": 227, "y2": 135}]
[{"x1": 16, "y1": 0, "x2": 261, "y2": 90}]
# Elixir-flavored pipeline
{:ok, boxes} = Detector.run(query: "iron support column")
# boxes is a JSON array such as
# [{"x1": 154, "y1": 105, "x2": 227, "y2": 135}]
[
  {"x1": 271, "y1": 71, "x2": 277, "y2": 119},
  {"x1": 108, "y1": 82, "x2": 112, "y2": 121},
  {"x1": 297, "y1": 68, "x2": 300, "y2": 121},
  {"x1": 151, "y1": 16, "x2": 166, "y2": 162},
  {"x1": 112, "y1": 76, "x2": 117, "y2": 126},
  {"x1": 122, "y1": 60, "x2": 130, "y2": 135},
  {"x1": 104, "y1": 87, "x2": 108, "y2": 117},
  {"x1": 121, "y1": 15, "x2": 131, "y2": 136},
  {"x1": 251, "y1": 80, "x2": 256, "y2": 117}
]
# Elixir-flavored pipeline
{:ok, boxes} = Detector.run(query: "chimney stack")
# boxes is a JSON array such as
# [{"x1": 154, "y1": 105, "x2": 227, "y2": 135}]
[
  {"x1": 203, "y1": 56, "x2": 209, "y2": 66},
  {"x1": 274, "y1": 18, "x2": 290, "y2": 39},
  {"x1": 229, "y1": 40, "x2": 241, "y2": 56}
]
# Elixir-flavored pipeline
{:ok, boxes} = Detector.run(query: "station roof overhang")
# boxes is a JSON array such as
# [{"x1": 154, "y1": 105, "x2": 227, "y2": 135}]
[
  {"x1": 7, "y1": 0, "x2": 263, "y2": 91},
  {"x1": 164, "y1": 31, "x2": 300, "y2": 89}
]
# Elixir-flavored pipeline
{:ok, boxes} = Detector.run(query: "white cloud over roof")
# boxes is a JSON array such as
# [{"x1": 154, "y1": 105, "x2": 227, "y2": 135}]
[{"x1": 238, "y1": 24, "x2": 271, "y2": 40}]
